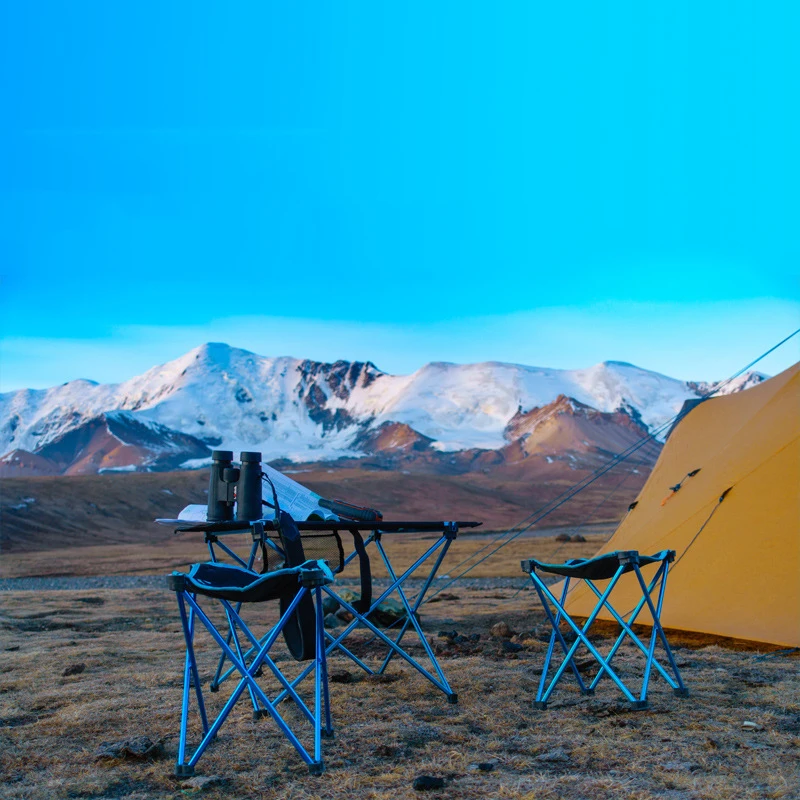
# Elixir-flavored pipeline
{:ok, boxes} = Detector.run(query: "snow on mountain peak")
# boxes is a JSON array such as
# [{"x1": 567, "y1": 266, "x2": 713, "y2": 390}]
[
  {"x1": 688, "y1": 371, "x2": 769, "y2": 397},
  {"x1": 0, "y1": 345, "x2": 771, "y2": 467}
]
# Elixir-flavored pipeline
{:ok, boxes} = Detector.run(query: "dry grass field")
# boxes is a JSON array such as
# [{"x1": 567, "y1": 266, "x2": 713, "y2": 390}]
[
  {"x1": 0, "y1": 526, "x2": 614, "y2": 581},
  {"x1": 1, "y1": 534, "x2": 799, "y2": 800}
]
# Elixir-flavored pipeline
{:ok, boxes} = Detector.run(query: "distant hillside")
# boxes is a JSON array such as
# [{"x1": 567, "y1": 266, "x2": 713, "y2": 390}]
[{"x1": 0, "y1": 461, "x2": 646, "y2": 555}]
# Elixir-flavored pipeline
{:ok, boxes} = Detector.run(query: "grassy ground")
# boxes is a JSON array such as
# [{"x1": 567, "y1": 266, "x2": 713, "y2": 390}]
[
  {"x1": 1, "y1": 536, "x2": 798, "y2": 799},
  {"x1": 0, "y1": 526, "x2": 616, "y2": 580}
]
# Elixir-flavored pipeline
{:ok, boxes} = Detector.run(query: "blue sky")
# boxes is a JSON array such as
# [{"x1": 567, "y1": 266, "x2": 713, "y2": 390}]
[{"x1": 1, "y1": 1, "x2": 798, "y2": 391}]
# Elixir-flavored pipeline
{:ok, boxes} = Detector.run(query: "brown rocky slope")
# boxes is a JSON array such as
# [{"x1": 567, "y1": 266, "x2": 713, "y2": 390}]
[{"x1": 0, "y1": 395, "x2": 659, "y2": 554}]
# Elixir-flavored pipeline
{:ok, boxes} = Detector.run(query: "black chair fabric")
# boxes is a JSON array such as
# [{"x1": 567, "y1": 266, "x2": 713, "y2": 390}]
[
  {"x1": 182, "y1": 560, "x2": 331, "y2": 604},
  {"x1": 527, "y1": 549, "x2": 675, "y2": 580}
]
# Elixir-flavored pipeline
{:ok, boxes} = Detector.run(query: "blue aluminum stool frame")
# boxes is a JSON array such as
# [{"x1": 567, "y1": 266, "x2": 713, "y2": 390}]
[
  {"x1": 521, "y1": 549, "x2": 689, "y2": 710},
  {"x1": 167, "y1": 559, "x2": 335, "y2": 777},
  {"x1": 165, "y1": 518, "x2": 480, "y2": 703}
]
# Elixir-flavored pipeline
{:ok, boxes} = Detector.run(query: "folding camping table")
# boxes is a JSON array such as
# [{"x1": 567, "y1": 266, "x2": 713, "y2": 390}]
[{"x1": 157, "y1": 516, "x2": 481, "y2": 703}]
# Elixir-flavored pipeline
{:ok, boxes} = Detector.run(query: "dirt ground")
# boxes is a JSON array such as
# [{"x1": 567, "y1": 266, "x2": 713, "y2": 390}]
[{"x1": 1, "y1": 534, "x2": 798, "y2": 800}]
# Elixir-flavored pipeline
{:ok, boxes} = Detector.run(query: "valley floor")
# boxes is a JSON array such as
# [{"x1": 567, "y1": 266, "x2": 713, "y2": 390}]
[{"x1": 0, "y1": 537, "x2": 798, "y2": 800}]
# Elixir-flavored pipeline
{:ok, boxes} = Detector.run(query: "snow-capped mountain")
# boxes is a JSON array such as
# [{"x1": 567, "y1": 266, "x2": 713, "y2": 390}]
[
  {"x1": 687, "y1": 371, "x2": 769, "y2": 396},
  {"x1": 0, "y1": 343, "x2": 768, "y2": 475}
]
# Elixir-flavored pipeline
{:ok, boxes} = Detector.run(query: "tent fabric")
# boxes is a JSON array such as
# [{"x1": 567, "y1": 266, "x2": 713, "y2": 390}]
[{"x1": 562, "y1": 362, "x2": 800, "y2": 647}]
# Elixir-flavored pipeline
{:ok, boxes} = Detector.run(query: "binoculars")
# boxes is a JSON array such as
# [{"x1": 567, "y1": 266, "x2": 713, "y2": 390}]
[{"x1": 207, "y1": 450, "x2": 263, "y2": 522}]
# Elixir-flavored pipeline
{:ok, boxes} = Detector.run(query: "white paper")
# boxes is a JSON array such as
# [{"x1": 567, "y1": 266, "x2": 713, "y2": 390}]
[
  {"x1": 177, "y1": 504, "x2": 208, "y2": 521},
  {"x1": 175, "y1": 466, "x2": 338, "y2": 523},
  {"x1": 261, "y1": 463, "x2": 338, "y2": 521}
]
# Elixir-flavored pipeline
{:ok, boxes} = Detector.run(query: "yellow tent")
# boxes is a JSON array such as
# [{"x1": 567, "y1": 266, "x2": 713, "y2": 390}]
[{"x1": 563, "y1": 362, "x2": 800, "y2": 647}]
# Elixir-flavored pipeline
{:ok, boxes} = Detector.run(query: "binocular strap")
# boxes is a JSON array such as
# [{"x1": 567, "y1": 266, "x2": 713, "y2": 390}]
[
  {"x1": 276, "y1": 512, "x2": 317, "y2": 662},
  {"x1": 348, "y1": 528, "x2": 373, "y2": 613}
]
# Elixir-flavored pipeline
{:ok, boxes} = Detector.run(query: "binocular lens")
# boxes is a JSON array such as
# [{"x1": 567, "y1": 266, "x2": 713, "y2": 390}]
[{"x1": 206, "y1": 451, "x2": 263, "y2": 522}]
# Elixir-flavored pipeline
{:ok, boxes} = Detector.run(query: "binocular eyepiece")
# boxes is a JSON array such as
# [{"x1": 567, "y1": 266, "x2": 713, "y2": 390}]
[{"x1": 207, "y1": 450, "x2": 263, "y2": 522}]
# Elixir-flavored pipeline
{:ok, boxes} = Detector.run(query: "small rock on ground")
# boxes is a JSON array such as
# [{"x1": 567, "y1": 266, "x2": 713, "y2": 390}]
[
  {"x1": 95, "y1": 736, "x2": 164, "y2": 761},
  {"x1": 321, "y1": 597, "x2": 340, "y2": 616},
  {"x1": 536, "y1": 747, "x2": 571, "y2": 763},
  {"x1": 490, "y1": 621, "x2": 515, "y2": 639},
  {"x1": 182, "y1": 775, "x2": 224, "y2": 790},
  {"x1": 413, "y1": 775, "x2": 445, "y2": 790},
  {"x1": 427, "y1": 592, "x2": 460, "y2": 603}
]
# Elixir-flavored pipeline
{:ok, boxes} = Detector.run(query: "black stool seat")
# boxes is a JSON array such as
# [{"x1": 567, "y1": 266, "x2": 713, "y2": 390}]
[
  {"x1": 169, "y1": 560, "x2": 334, "y2": 604},
  {"x1": 521, "y1": 547, "x2": 688, "y2": 709},
  {"x1": 523, "y1": 549, "x2": 675, "y2": 581}
]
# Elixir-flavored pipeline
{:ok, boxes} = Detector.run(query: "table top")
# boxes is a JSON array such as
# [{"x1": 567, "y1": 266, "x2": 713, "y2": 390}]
[{"x1": 155, "y1": 518, "x2": 482, "y2": 535}]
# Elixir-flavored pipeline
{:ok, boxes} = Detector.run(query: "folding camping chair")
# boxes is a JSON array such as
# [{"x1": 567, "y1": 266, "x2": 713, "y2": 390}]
[
  {"x1": 166, "y1": 518, "x2": 336, "y2": 776},
  {"x1": 205, "y1": 512, "x2": 347, "y2": 691},
  {"x1": 521, "y1": 549, "x2": 689, "y2": 709}
]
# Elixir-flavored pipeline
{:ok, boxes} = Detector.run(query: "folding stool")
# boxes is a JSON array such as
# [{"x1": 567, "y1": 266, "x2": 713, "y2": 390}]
[
  {"x1": 521, "y1": 550, "x2": 689, "y2": 709},
  {"x1": 167, "y1": 557, "x2": 335, "y2": 777}
]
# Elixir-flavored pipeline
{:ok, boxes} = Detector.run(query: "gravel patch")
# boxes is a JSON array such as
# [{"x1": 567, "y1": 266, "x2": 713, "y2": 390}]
[
  {"x1": 0, "y1": 575, "x2": 169, "y2": 592},
  {"x1": 0, "y1": 575, "x2": 535, "y2": 592}
]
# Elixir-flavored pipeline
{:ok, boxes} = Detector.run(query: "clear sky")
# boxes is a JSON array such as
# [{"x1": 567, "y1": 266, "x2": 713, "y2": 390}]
[{"x1": 1, "y1": 1, "x2": 798, "y2": 391}]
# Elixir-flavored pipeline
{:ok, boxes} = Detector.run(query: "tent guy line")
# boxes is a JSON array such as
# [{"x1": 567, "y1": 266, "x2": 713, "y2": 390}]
[
  {"x1": 424, "y1": 411, "x2": 684, "y2": 603},
  {"x1": 417, "y1": 326, "x2": 800, "y2": 606},
  {"x1": 563, "y1": 361, "x2": 798, "y2": 645},
  {"x1": 502, "y1": 470, "x2": 638, "y2": 605},
  {"x1": 670, "y1": 487, "x2": 731, "y2": 571}
]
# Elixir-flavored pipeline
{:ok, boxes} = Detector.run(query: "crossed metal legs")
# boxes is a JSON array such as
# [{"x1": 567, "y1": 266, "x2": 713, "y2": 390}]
[
  {"x1": 528, "y1": 558, "x2": 688, "y2": 709},
  {"x1": 273, "y1": 532, "x2": 459, "y2": 704},
  {"x1": 204, "y1": 528, "x2": 459, "y2": 703},
  {"x1": 203, "y1": 534, "x2": 261, "y2": 694},
  {"x1": 173, "y1": 584, "x2": 333, "y2": 777}
]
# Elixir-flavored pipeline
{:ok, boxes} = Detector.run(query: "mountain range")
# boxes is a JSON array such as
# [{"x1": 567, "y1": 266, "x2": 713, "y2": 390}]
[{"x1": 0, "y1": 343, "x2": 766, "y2": 478}]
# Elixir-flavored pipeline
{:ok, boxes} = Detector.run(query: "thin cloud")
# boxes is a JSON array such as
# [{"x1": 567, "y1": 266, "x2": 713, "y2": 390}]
[{"x1": 2, "y1": 299, "x2": 797, "y2": 392}]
